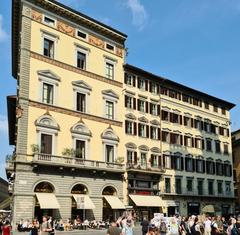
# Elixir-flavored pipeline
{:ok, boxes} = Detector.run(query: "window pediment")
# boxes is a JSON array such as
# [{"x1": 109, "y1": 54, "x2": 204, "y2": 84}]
[
  {"x1": 138, "y1": 116, "x2": 148, "y2": 123},
  {"x1": 125, "y1": 142, "x2": 137, "y2": 149},
  {"x1": 71, "y1": 122, "x2": 92, "y2": 137},
  {"x1": 37, "y1": 70, "x2": 61, "y2": 81},
  {"x1": 35, "y1": 114, "x2": 60, "y2": 130},
  {"x1": 125, "y1": 113, "x2": 136, "y2": 120},
  {"x1": 72, "y1": 80, "x2": 92, "y2": 91},
  {"x1": 138, "y1": 145, "x2": 149, "y2": 151},
  {"x1": 150, "y1": 119, "x2": 160, "y2": 126},
  {"x1": 150, "y1": 147, "x2": 160, "y2": 153},
  {"x1": 102, "y1": 89, "x2": 119, "y2": 99},
  {"x1": 101, "y1": 128, "x2": 119, "y2": 142}
]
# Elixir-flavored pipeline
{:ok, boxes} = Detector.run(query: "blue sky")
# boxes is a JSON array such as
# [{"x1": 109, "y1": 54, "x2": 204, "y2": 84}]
[{"x1": 0, "y1": 0, "x2": 239, "y2": 178}]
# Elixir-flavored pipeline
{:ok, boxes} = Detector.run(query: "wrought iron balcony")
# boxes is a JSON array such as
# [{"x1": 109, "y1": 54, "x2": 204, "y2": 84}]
[
  {"x1": 126, "y1": 163, "x2": 165, "y2": 174},
  {"x1": 32, "y1": 153, "x2": 125, "y2": 172}
]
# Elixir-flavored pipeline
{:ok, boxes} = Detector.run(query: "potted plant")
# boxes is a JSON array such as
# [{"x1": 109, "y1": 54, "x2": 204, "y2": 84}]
[
  {"x1": 31, "y1": 144, "x2": 39, "y2": 154},
  {"x1": 115, "y1": 156, "x2": 124, "y2": 164},
  {"x1": 62, "y1": 148, "x2": 75, "y2": 157}
]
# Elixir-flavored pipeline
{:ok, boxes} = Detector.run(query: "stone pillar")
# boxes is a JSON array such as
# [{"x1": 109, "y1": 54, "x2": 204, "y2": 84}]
[
  {"x1": 56, "y1": 196, "x2": 72, "y2": 220},
  {"x1": 92, "y1": 197, "x2": 103, "y2": 221}
]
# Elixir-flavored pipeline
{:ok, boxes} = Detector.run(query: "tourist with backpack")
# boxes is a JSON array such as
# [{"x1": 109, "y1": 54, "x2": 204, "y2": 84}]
[{"x1": 227, "y1": 218, "x2": 239, "y2": 235}]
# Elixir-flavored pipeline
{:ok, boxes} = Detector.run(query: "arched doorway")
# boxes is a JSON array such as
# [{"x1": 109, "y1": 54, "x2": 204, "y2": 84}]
[
  {"x1": 102, "y1": 186, "x2": 119, "y2": 222},
  {"x1": 34, "y1": 181, "x2": 57, "y2": 222},
  {"x1": 71, "y1": 184, "x2": 89, "y2": 221}
]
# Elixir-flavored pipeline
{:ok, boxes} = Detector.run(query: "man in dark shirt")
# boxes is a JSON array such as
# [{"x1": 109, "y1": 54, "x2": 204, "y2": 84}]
[
  {"x1": 106, "y1": 222, "x2": 123, "y2": 235},
  {"x1": 141, "y1": 217, "x2": 149, "y2": 235}
]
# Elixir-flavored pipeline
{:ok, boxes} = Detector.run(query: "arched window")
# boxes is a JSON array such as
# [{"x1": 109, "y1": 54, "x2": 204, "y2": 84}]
[
  {"x1": 34, "y1": 182, "x2": 54, "y2": 193},
  {"x1": 71, "y1": 184, "x2": 88, "y2": 194},
  {"x1": 102, "y1": 186, "x2": 117, "y2": 196}
]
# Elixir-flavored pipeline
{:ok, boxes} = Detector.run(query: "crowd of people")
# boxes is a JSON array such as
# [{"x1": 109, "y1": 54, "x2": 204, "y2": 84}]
[{"x1": 106, "y1": 215, "x2": 240, "y2": 235}]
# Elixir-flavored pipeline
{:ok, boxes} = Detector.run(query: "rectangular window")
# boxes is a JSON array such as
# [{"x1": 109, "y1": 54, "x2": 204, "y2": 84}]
[
  {"x1": 139, "y1": 124, "x2": 146, "y2": 137},
  {"x1": 106, "y1": 43, "x2": 115, "y2": 51},
  {"x1": 184, "y1": 136, "x2": 192, "y2": 147},
  {"x1": 105, "y1": 62, "x2": 114, "y2": 80},
  {"x1": 196, "y1": 160, "x2": 203, "y2": 173},
  {"x1": 214, "y1": 106, "x2": 218, "y2": 113},
  {"x1": 165, "y1": 178, "x2": 171, "y2": 193},
  {"x1": 75, "y1": 139, "x2": 85, "y2": 159},
  {"x1": 215, "y1": 141, "x2": 221, "y2": 153},
  {"x1": 140, "y1": 152, "x2": 147, "y2": 167},
  {"x1": 106, "y1": 145, "x2": 114, "y2": 163},
  {"x1": 206, "y1": 139, "x2": 212, "y2": 151},
  {"x1": 224, "y1": 144, "x2": 229, "y2": 155},
  {"x1": 43, "y1": 38, "x2": 54, "y2": 58},
  {"x1": 222, "y1": 108, "x2": 226, "y2": 115},
  {"x1": 42, "y1": 83, "x2": 53, "y2": 104},
  {"x1": 125, "y1": 74, "x2": 133, "y2": 86},
  {"x1": 77, "y1": 30, "x2": 87, "y2": 39},
  {"x1": 217, "y1": 181, "x2": 223, "y2": 194},
  {"x1": 187, "y1": 179, "x2": 193, "y2": 192},
  {"x1": 162, "y1": 111, "x2": 169, "y2": 121},
  {"x1": 162, "y1": 131, "x2": 169, "y2": 142},
  {"x1": 139, "y1": 100, "x2": 145, "y2": 112},
  {"x1": 127, "y1": 150, "x2": 134, "y2": 164},
  {"x1": 151, "y1": 127, "x2": 158, "y2": 140},
  {"x1": 186, "y1": 158, "x2": 193, "y2": 172},
  {"x1": 172, "y1": 113, "x2": 179, "y2": 123},
  {"x1": 76, "y1": 93, "x2": 86, "y2": 112},
  {"x1": 106, "y1": 101, "x2": 114, "y2": 119},
  {"x1": 196, "y1": 139, "x2": 202, "y2": 149},
  {"x1": 226, "y1": 182, "x2": 231, "y2": 194},
  {"x1": 208, "y1": 181, "x2": 214, "y2": 195},
  {"x1": 151, "y1": 104, "x2": 157, "y2": 116},
  {"x1": 171, "y1": 133, "x2": 180, "y2": 145},
  {"x1": 205, "y1": 102, "x2": 209, "y2": 109},
  {"x1": 126, "y1": 96, "x2": 133, "y2": 109},
  {"x1": 43, "y1": 15, "x2": 55, "y2": 26},
  {"x1": 184, "y1": 117, "x2": 191, "y2": 127},
  {"x1": 40, "y1": 133, "x2": 52, "y2": 154},
  {"x1": 182, "y1": 94, "x2": 190, "y2": 103},
  {"x1": 151, "y1": 155, "x2": 159, "y2": 167},
  {"x1": 175, "y1": 178, "x2": 182, "y2": 194},
  {"x1": 198, "y1": 180, "x2": 203, "y2": 195},
  {"x1": 165, "y1": 155, "x2": 171, "y2": 169},
  {"x1": 139, "y1": 79, "x2": 145, "y2": 90},
  {"x1": 126, "y1": 121, "x2": 133, "y2": 135},
  {"x1": 151, "y1": 83, "x2": 158, "y2": 94},
  {"x1": 77, "y1": 51, "x2": 86, "y2": 70}
]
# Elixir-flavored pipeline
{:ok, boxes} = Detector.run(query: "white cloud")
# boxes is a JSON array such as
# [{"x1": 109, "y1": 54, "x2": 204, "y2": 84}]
[
  {"x1": 0, "y1": 115, "x2": 8, "y2": 133},
  {"x1": 126, "y1": 0, "x2": 148, "y2": 31},
  {"x1": 0, "y1": 15, "x2": 8, "y2": 42}
]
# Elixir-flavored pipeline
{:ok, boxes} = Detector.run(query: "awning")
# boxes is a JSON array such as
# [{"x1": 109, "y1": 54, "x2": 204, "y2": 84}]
[
  {"x1": 202, "y1": 205, "x2": 215, "y2": 213},
  {"x1": 0, "y1": 198, "x2": 11, "y2": 210},
  {"x1": 165, "y1": 200, "x2": 178, "y2": 207},
  {"x1": 129, "y1": 195, "x2": 163, "y2": 207},
  {"x1": 36, "y1": 193, "x2": 60, "y2": 209},
  {"x1": 72, "y1": 195, "x2": 95, "y2": 209},
  {"x1": 104, "y1": 196, "x2": 125, "y2": 209}
]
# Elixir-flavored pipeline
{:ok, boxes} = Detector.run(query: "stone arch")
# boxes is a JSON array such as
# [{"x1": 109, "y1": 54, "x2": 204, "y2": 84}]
[
  {"x1": 71, "y1": 183, "x2": 89, "y2": 194},
  {"x1": 71, "y1": 122, "x2": 92, "y2": 137},
  {"x1": 101, "y1": 127, "x2": 119, "y2": 142},
  {"x1": 35, "y1": 114, "x2": 60, "y2": 131},
  {"x1": 101, "y1": 184, "x2": 119, "y2": 196},
  {"x1": 33, "y1": 180, "x2": 56, "y2": 193}
]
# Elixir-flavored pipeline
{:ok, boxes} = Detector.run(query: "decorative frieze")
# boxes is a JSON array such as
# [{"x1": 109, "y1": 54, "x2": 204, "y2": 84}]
[
  {"x1": 31, "y1": 9, "x2": 42, "y2": 22},
  {"x1": 57, "y1": 20, "x2": 74, "y2": 36},
  {"x1": 88, "y1": 35, "x2": 104, "y2": 49}
]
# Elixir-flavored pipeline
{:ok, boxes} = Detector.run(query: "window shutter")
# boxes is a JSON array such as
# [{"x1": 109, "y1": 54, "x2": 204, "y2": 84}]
[
  {"x1": 124, "y1": 95, "x2": 127, "y2": 107},
  {"x1": 137, "y1": 99, "x2": 140, "y2": 111},
  {"x1": 227, "y1": 129, "x2": 230, "y2": 137},
  {"x1": 145, "y1": 80, "x2": 148, "y2": 91},
  {"x1": 202, "y1": 139, "x2": 205, "y2": 150},
  {"x1": 138, "y1": 123, "x2": 141, "y2": 136},
  {"x1": 137, "y1": 78, "x2": 141, "y2": 88},
  {"x1": 194, "y1": 119, "x2": 198, "y2": 128},
  {"x1": 171, "y1": 155, "x2": 175, "y2": 169},
  {"x1": 195, "y1": 138, "x2": 198, "y2": 148},
  {"x1": 202, "y1": 160, "x2": 205, "y2": 173},
  {"x1": 170, "y1": 133, "x2": 173, "y2": 144},
  {"x1": 179, "y1": 115, "x2": 182, "y2": 125},
  {"x1": 204, "y1": 122, "x2": 208, "y2": 131},
  {"x1": 146, "y1": 125, "x2": 149, "y2": 138},
  {"x1": 150, "y1": 126, "x2": 153, "y2": 139},
  {"x1": 134, "y1": 122, "x2": 137, "y2": 135},
  {"x1": 230, "y1": 165, "x2": 232, "y2": 177},
  {"x1": 192, "y1": 138, "x2": 195, "y2": 148},
  {"x1": 133, "y1": 98, "x2": 136, "y2": 109},
  {"x1": 223, "y1": 164, "x2": 226, "y2": 176},
  {"x1": 180, "y1": 135, "x2": 183, "y2": 145},
  {"x1": 150, "y1": 154, "x2": 153, "y2": 166},
  {"x1": 133, "y1": 75, "x2": 136, "y2": 87},
  {"x1": 163, "y1": 155, "x2": 166, "y2": 168},
  {"x1": 196, "y1": 159, "x2": 199, "y2": 173},
  {"x1": 185, "y1": 157, "x2": 188, "y2": 171},
  {"x1": 157, "y1": 105, "x2": 161, "y2": 116},
  {"x1": 170, "y1": 113, "x2": 173, "y2": 123},
  {"x1": 181, "y1": 157, "x2": 184, "y2": 170},
  {"x1": 192, "y1": 159, "x2": 196, "y2": 172},
  {"x1": 145, "y1": 101, "x2": 149, "y2": 113},
  {"x1": 158, "y1": 155, "x2": 161, "y2": 167},
  {"x1": 158, "y1": 128, "x2": 161, "y2": 140},
  {"x1": 191, "y1": 118, "x2": 194, "y2": 128},
  {"x1": 201, "y1": 121, "x2": 204, "y2": 130},
  {"x1": 206, "y1": 161, "x2": 210, "y2": 174},
  {"x1": 157, "y1": 84, "x2": 160, "y2": 94},
  {"x1": 125, "y1": 120, "x2": 128, "y2": 134},
  {"x1": 134, "y1": 152, "x2": 137, "y2": 164},
  {"x1": 124, "y1": 73, "x2": 128, "y2": 84},
  {"x1": 184, "y1": 136, "x2": 187, "y2": 146},
  {"x1": 149, "y1": 81, "x2": 152, "y2": 92},
  {"x1": 216, "y1": 163, "x2": 219, "y2": 175},
  {"x1": 212, "y1": 162, "x2": 216, "y2": 175},
  {"x1": 149, "y1": 103, "x2": 153, "y2": 114}
]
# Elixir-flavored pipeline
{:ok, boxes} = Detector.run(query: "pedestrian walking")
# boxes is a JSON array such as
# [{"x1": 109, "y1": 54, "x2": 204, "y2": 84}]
[
  {"x1": 106, "y1": 222, "x2": 123, "y2": 235},
  {"x1": 1, "y1": 221, "x2": 11, "y2": 235},
  {"x1": 141, "y1": 217, "x2": 149, "y2": 235},
  {"x1": 122, "y1": 219, "x2": 133, "y2": 235},
  {"x1": 30, "y1": 219, "x2": 39, "y2": 235},
  {"x1": 40, "y1": 216, "x2": 52, "y2": 235}
]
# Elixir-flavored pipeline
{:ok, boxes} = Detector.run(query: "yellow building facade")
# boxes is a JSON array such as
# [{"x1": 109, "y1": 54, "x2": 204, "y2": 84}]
[{"x1": 7, "y1": 0, "x2": 235, "y2": 227}]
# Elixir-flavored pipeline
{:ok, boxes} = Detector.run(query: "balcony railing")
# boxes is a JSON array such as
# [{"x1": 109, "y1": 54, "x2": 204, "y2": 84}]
[
  {"x1": 33, "y1": 154, "x2": 124, "y2": 172},
  {"x1": 126, "y1": 163, "x2": 165, "y2": 173}
]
